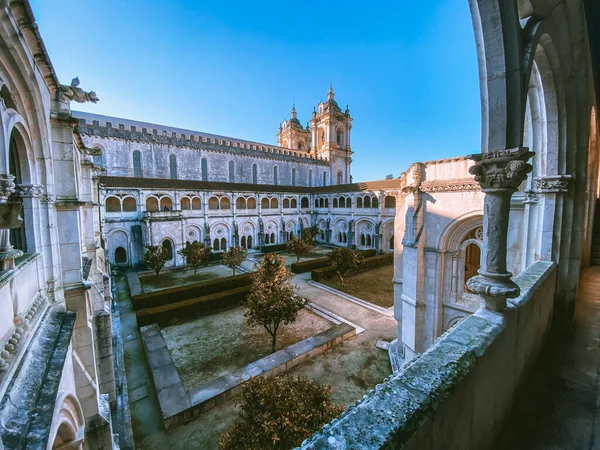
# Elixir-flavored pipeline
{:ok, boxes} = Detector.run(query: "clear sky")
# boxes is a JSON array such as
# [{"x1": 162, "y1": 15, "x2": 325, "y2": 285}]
[{"x1": 30, "y1": 0, "x2": 481, "y2": 182}]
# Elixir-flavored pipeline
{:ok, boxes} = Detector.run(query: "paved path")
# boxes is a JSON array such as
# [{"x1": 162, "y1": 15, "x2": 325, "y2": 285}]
[{"x1": 494, "y1": 266, "x2": 600, "y2": 450}]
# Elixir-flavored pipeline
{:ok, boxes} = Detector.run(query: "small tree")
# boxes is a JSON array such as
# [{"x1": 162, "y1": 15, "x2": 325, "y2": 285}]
[
  {"x1": 178, "y1": 241, "x2": 211, "y2": 278},
  {"x1": 302, "y1": 225, "x2": 320, "y2": 245},
  {"x1": 327, "y1": 247, "x2": 362, "y2": 284},
  {"x1": 286, "y1": 236, "x2": 312, "y2": 262},
  {"x1": 220, "y1": 376, "x2": 344, "y2": 450},
  {"x1": 222, "y1": 246, "x2": 246, "y2": 276},
  {"x1": 144, "y1": 245, "x2": 169, "y2": 276},
  {"x1": 244, "y1": 253, "x2": 307, "y2": 352}
]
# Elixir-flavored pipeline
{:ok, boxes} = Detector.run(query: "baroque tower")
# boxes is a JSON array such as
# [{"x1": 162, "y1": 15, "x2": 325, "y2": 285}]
[
  {"x1": 277, "y1": 104, "x2": 311, "y2": 151},
  {"x1": 310, "y1": 85, "x2": 353, "y2": 184}
]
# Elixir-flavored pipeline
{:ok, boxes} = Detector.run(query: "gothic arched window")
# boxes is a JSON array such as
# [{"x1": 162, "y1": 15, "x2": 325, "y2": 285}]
[
  {"x1": 292, "y1": 168, "x2": 296, "y2": 186},
  {"x1": 133, "y1": 150, "x2": 143, "y2": 178},
  {"x1": 228, "y1": 160, "x2": 235, "y2": 183},
  {"x1": 273, "y1": 166, "x2": 278, "y2": 186},
  {"x1": 337, "y1": 171, "x2": 343, "y2": 185},
  {"x1": 322, "y1": 172, "x2": 327, "y2": 186},
  {"x1": 169, "y1": 154, "x2": 177, "y2": 179},
  {"x1": 308, "y1": 169, "x2": 313, "y2": 187},
  {"x1": 201, "y1": 158, "x2": 208, "y2": 181},
  {"x1": 252, "y1": 163, "x2": 258, "y2": 184}
]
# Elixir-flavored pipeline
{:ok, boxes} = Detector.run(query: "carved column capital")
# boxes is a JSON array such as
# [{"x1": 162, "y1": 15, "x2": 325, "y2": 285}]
[
  {"x1": 468, "y1": 148, "x2": 534, "y2": 192},
  {"x1": 0, "y1": 174, "x2": 16, "y2": 203}
]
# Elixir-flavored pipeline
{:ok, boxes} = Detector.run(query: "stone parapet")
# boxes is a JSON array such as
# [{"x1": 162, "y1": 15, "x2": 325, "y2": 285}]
[{"x1": 299, "y1": 261, "x2": 556, "y2": 449}]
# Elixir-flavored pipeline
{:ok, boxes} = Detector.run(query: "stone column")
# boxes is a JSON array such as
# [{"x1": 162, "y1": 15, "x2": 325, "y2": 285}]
[
  {"x1": 0, "y1": 175, "x2": 23, "y2": 271},
  {"x1": 467, "y1": 148, "x2": 534, "y2": 311}
]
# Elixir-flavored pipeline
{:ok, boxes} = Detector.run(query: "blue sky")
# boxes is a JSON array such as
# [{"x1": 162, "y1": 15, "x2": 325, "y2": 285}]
[{"x1": 31, "y1": 0, "x2": 481, "y2": 182}]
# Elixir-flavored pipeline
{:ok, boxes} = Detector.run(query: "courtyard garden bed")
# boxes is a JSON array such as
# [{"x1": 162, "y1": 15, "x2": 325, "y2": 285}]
[
  {"x1": 160, "y1": 306, "x2": 331, "y2": 391},
  {"x1": 320, "y1": 264, "x2": 394, "y2": 308},
  {"x1": 138, "y1": 263, "x2": 235, "y2": 294},
  {"x1": 139, "y1": 306, "x2": 356, "y2": 430}
]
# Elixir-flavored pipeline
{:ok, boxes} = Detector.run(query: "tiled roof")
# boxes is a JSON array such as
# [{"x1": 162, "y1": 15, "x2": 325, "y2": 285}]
[{"x1": 98, "y1": 176, "x2": 403, "y2": 194}]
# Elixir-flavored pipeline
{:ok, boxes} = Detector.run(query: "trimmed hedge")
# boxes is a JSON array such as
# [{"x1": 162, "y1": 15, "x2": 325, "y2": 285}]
[
  {"x1": 311, "y1": 252, "x2": 394, "y2": 282},
  {"x1": 260, "y1": 244, "x2": 288, "y2": 253},
  {"x1": 290, "y1": 248, "x2": 378, "y2": 274},
  {"x1": 132, "y1": 272, "x2": 252, "y2": 310},
  {"x1": 291, "y1": 257, "x2": 329, "y2": 274},
  {"x1": 136, "y1": 285, "x2": 251, "y2": 327}
]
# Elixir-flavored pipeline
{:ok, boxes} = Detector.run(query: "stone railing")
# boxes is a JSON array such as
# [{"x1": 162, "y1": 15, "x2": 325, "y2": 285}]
[
  {"x1": 300, "y1": 260, "x2": 556, "y2": 449},
  {"x1": 142, "y1": 210, "x2": 182, "y2": 220}
]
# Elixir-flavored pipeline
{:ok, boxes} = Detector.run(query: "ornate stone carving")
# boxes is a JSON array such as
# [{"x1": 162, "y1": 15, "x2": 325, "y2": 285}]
[
  {"x1": 82, "y1": 256, "x2": 92, "y2": 280},
  {"x1": 0, "y1": 174, "x2": 16, "y2": 203},
  {"x1": 468, "y1": 148, "x2": 534, "y2": 191},
  {"x1": 16, "y1": 183, "x2": 43, "y2": 198},
  {"x1": 524, "y1": 189, "x2": 539, "y2": 203},
  {"x1": 475, "y1": 227, "x2": 484, "y2": 242},
  {"x1": 534, "y1": 175, "x2": 572, "y2": 193},
  {"x1": 420, "y1": 179, "x2": 480, "y2": 193},
  {"x1": 59, "y1": 77, "x2": 99, "y2": 104}
]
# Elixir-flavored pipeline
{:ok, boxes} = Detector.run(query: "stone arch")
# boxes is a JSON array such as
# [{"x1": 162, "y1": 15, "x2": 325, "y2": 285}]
[
  {"x1": 159, "y1": 196, "x2": 173, "y2": 211},
  {"x1": 108, "y1": 229, "x2": 130, "y2": 266},
  {"x1": 236, "y1": 197, "x2": 247, "y2": 210},
  {"x1": 208, "y1": 196, "x2": 220, "y2": 210},
  {"x1": 300, "y1": 196, "x2": 309, "y2": 208},
  {"x1": 239, "y1": 221, "x2": 255, "y2": 249},
  {"x1": 247, "y1": 196, "x2": 257, "y2": 209},
  {"x1": 384, "y1": 195, "x2": 396, "y2": 208},
  {"x1": 180, "y1": 196, "x2": 191, "y2": 210},
  {"x1": 145, "y1": 195, "x2": 159, "y2": 211},
  {"x1": 210, "y1": 222, "x2": 230, "y2": 251},
  {"x1": 122, "y1": 196, "x2": 137, "y2": 212},
  {"x1": 184, "y1": 225, "x2": 202, "y2": 244},
  {"x1": 383, "y1": 219, "x2": 395, "y2": 251},
  {"x1": 49, "y1": 393, "x2": 84, "y2": 450},
  {"x1": 161, "y1": 238, "x2": 174, "y2": 261},
  {"x1": 105, "y1": 196, "x2": 121, "y2": 213}
]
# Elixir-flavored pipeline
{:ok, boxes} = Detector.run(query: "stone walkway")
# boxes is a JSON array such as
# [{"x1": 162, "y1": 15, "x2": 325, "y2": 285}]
[{"x1": 494, "y1": 266, "x2": 600, "y2": 450}]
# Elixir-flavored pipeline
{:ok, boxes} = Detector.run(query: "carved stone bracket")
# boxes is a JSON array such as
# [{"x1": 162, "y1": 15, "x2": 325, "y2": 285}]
[
  {"x1": 0, "y1": 174, "x2": 16, "y2": 203},
  {"x1": 468, "y1": 148, "x2": 534, "y2": 191},
  {"x1": 535, "y1": 175, "x2": 572, "y2": 193},
  {"x1": 16, "y1": 183, "x2": 43, "y2": 198},
  {"x1": 524, "y1": 189, "x2": 539, "y2": 204}
]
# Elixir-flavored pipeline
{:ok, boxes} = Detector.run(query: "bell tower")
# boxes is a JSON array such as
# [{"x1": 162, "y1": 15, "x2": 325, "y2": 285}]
[
  {"x1": 277, "y1": 104, "x2": 311, "y2": 152},
  {"x1": 310, "y1": 85, "x2": 353, "y2": 184}
]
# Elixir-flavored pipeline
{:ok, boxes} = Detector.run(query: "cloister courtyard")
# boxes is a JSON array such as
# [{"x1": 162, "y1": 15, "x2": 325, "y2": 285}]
[{"x1": 115, "y1": 246, "x2": 397, "y2": 449}]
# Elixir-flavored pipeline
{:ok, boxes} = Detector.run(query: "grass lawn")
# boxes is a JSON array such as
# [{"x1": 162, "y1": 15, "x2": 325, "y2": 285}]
[
  {"x1": 321, "y1": 264, "x2": 394, "y2": 308},
  {"x1": 139, "y1": 264, "x2": 235, "y2": 293},
  {"x1": 160, "y1": 306, "x2": 332, "y2": 392}
]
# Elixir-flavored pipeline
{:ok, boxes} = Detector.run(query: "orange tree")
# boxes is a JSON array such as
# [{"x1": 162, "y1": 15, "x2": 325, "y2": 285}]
[
  {"x1": 178, "y1": 241, "x2": 211, "y2": 278},
  {"x1": 243, "y1": 253, "x2": 307, "y2": 352},
  {"x1": 220, "y1": 376, "x2": 344, "y2": 450},
  {"x1": 222, "y1": 246, "x2": 247, "y2": 276},
  {"x1": 286, "y1": 236, "x2": 312, "y2": 263},
  {"x1": 326, "y1": 247, "x2": 362, "y2": 284},
  {"x1": 144, "y1": 245, "x2": 169, "y2": 276}
]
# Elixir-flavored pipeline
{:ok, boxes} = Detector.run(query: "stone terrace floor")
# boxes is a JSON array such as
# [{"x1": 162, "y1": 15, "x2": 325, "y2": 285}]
[{"x1": 494, "y1": 266, "x2": 600, "y2": 450}]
